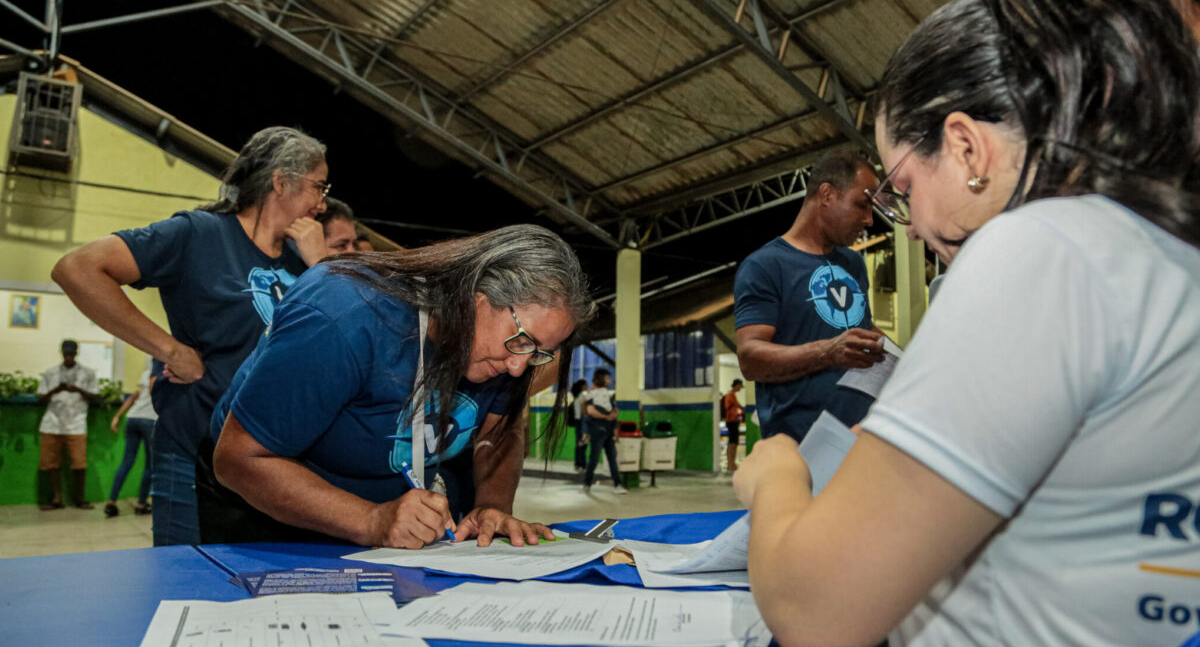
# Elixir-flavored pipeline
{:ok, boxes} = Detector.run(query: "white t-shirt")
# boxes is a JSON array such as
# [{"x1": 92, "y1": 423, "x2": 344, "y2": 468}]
[
  {"x1": 862, "y1": 196, "x2": 1200, "y2": 647},
  {"x1": 36, "y1": 363, "x2": 98, "y2": 435},
  {"x1": 588, "y1": 387, "x2": 614, "y2": 414},
  {"x1": 126, "y1": 368, "x2": 158, "y2": 421}
]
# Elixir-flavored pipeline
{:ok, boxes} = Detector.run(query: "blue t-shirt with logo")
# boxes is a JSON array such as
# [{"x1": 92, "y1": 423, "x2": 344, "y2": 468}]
[
  {"x1": 210, "y1": 263, "x2": 513, "y2": 505},
  {"x1": 116, "y1": 210, "x2": 307, "y2": 455},
  {"x1": 734, "y1": 237, "x2": 872, "y2": 440}
]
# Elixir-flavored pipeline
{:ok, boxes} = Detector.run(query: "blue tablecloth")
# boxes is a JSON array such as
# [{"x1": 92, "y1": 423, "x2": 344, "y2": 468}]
[
  {"x1": 0, "y1": 546, "x2": 245, "y2": 647},
  {"x1": 0, "y1": 510, "x2": 747, "y2": 647}
]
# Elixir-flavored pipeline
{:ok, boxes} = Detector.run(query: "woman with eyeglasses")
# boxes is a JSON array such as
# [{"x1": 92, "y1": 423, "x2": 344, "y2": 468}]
[
  {"x1": 52, "y1": 126, "x2": 332, "y2": 546},
  {"x1": 197, "y1": 225, "x2": 592, "y2": 548},
  {"x1": 734, "y1": 1, "x2": 1200, "y2": 645}
]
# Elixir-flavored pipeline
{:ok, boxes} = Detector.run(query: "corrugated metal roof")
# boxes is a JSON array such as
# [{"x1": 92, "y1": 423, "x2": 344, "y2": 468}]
[{"x1": 222, "y1": 0, "x2": 949, "y2": 225}]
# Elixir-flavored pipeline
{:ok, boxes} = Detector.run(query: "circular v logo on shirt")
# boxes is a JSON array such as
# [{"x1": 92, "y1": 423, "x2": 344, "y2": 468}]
[
  {"x1": 243, "y1": 267, "x2": 299, "y2": 325},
  {"x1": 387, "y1": 390, "x2": 480, "y2": 471},
  {"x1": 807, "y1": 262, "x2": 866, "y2": 330}
]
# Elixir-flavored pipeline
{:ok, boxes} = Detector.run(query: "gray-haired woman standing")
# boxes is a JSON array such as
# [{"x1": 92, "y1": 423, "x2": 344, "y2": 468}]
[{"x1": 53, "y1": 126, "x2": 331, "y2": 545}]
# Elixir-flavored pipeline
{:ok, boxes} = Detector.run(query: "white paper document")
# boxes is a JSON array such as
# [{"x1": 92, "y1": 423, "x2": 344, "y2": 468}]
[
  {"x1": 621, "y1": 539, "x2": 749, "y2": 589},
  {"x1": 628, "y1": 513, "x2": 749, "y2": 576},
  {"x1": 138, "y1": 592, "x2": 409, "y2": 647},
  {"x1": 798, "y1": 410, "x2": 858, "y2": 496},
  {"x1": 344, "y1": 532, "x2": 612, "y2": 581},
  {"x1": 389, "y1": 581, "x2": 747, "y2": 646},
  {"x1": 836, "y1": 337, "x2": 903, "y2": 399}
]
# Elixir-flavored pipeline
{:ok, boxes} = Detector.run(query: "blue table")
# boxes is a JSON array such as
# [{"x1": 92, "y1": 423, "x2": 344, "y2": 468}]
[
  {"x1": 0, "y1": 546, "x2": 245, "y2": 647},
  {"x1": 0, "y1": 510, "x2": 746, "y2": 647}
]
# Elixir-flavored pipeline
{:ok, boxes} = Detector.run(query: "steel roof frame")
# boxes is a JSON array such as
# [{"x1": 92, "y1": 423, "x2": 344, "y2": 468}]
[
  {"x1": 218, "y1": 0, "x2": 625, "y2": 248},
  {"x1": 1, "y1": 0, "x2": 883, "y2": 248}
]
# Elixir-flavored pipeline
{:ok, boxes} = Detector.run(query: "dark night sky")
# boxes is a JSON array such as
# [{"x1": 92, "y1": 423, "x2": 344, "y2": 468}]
[{"x1": 2, "y1": 0, "x2": 827, "y2": 298}]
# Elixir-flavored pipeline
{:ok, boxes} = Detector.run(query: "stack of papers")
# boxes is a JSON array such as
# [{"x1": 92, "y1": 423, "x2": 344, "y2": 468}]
[
  {"x1": 345, "y1": 532, "x2": 613, "y2": 580},
  {"x1": 387, "y1": 581, "x2": 770, "y2": 647},
  {"x1": 138, "y1": 592, "x2": 427, "y2": 647}
]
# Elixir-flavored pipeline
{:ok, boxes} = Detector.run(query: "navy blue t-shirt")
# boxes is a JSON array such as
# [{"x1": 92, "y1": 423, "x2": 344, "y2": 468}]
[
  {"x1": 734, "y1": 237, "x2": 873, "y2": 440},
  {"x1": 116, "y1": 210, "x2": 308, "y2": 456},
  {"x1": 210, "y1": 263, "x2": 514, "y2": 505}
]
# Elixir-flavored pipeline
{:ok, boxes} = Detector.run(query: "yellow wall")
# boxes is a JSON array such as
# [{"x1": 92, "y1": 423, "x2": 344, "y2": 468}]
[{"x1": 0, "y1": 93, "x2": 221, "y2": 388}]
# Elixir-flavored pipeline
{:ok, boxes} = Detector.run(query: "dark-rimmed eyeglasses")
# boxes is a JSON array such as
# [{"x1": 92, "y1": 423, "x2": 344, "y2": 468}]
[
  {"x1": 306, "y1": 178, "x2": 332, "y2": 199},
  {"x1": 865, "y1": 136, "x2": 925, "y2": 226},
  {"x1": 504, "y1": 306, "x2": 556, "y2": 366}
]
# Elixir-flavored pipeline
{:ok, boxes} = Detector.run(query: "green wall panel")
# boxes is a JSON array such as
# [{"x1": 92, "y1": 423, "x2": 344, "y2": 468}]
[{"x1": 0, "y1": 402, "x2": 148, "y2": 506}]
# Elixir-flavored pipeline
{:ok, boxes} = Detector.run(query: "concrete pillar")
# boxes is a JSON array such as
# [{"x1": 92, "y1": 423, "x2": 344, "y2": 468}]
[
  {"x1": 892, "y1": 225, "x2": 927, "y2": 347},
  {"x1": 614, "y1": 248, "x2": 641, "y2": 413},
  {"x1": 615, "y1": 248, "x2": 641, "y2": 486}
]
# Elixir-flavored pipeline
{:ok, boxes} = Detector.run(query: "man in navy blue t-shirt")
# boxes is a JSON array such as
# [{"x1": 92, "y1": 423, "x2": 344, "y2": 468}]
[{"x1": 734, "y1": 151, "x2": 886, "y2": 441}]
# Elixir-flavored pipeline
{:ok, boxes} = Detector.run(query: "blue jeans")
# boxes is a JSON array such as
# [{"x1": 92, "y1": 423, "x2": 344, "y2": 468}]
[
  {"x1": 150, "y1": 424, "x2": 201, "y2": 546},
  {"x1": 584, "y1": 418, "x2": 620, "y2": 487},
  {"x1": 109, "y1": 417, "x2": 154, "y2": 503}
]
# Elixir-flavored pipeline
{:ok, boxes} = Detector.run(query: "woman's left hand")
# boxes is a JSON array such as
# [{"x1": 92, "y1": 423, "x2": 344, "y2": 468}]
[
  {"x1": 732, "y1": 434, "x2": 812, "y2": 508},
  {"x1": 454, "y1": 507, "x2": 555, "y2": 547}
]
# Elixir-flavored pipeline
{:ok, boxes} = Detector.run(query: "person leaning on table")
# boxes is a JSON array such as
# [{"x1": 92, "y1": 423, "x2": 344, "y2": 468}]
[
  {"x1": 51, "y1": 126, "x2": 331, "y2": 546},
  {"x1": 200, "y1": 224, "x2": 594, "y2": 549},
  {"x1": 733, "y1": 1, "x2": 1200, "y2": 646}
]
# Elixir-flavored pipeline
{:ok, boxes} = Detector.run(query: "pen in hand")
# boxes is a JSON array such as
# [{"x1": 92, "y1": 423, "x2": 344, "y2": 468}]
[{"x1": 400, "y1": 461, "x2": 457, "y2": 542}]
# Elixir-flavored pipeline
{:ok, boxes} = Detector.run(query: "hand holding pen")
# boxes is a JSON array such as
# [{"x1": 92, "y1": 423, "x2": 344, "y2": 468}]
[
  {"x1": 401, "y1": 462, "x2": 457, "y2": 543},
  {"x1": 362, "y1": 462, "x2": 456, "y2": 549}
]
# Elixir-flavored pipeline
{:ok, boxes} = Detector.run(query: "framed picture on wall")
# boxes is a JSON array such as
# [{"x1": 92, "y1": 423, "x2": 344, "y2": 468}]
[{"x1": 9, "y1": 294, "x2": 39, "y2": 328}]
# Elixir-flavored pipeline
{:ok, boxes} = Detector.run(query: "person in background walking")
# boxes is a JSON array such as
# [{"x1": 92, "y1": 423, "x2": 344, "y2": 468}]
[
  {"x1": 106, "y1": 359, "x2": 160, "y2": 517},
  {"x1": 722, "y1": 379, "x2": 745, "y2": 472}
]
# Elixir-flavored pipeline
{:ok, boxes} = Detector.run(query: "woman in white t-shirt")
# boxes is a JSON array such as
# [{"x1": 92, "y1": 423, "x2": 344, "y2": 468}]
[
  {"x1": 733, "y1": 1, "x2": 1200, "y2": 646},
  {"x1": 107, "y1": 362, "x2": 159, "y2": 517}
]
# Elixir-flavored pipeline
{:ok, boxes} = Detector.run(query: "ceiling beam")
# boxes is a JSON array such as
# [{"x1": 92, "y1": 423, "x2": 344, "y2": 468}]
[
  {"x1": 755, "y1": 0, "x2": 865, "y2": 98},
  {"x1": 689, "y1": 0, "x2": 876, "y2": 156},
  {"x1": 592, "y1": 103, "x2": 832, "y2": 195},
  {"x1": 59, "y1": 1, "x2": 224, "y2": 34},
  {"x1": 618, "y1": 137, "x2": 851, "y2": 217},
  {"x1": 521, "y1": 0, "x2": 850, "y2": 154},
  {"x1": 455, "y1": 0, "x2": 623, "y2": 104},
  {"x1": 360, "y1": 0, "x2": 444, "y2": 80},
  {"x1": 639, "y1": 167, "x2": 808, "y2": 249},
  {"x1": 221, "y1": 1, "x2": 622, "y2": 248},
  {"x1": 0, "y1": 0, "x2": 47, "y2": 32}
]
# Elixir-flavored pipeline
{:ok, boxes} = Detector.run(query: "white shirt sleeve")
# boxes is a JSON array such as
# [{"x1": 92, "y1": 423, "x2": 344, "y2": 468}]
[
  {"x1": 80, "y1": 366, "x2": 99, "y2": 395},
  {"x1": 36, "y1": 368, "x2": 54, "y2": 397},
  {"x1": 862, "y1": 209, "x2": 1124, "y2": 517}
]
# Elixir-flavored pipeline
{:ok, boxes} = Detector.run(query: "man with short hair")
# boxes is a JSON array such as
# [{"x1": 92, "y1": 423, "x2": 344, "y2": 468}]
[
  {"x1": 734, "y1": 150, "x2": 885, "y2": 441},
  {"x1": 355, "y1": 230, "x2": 375, "y2": 252},
  {"x1": 722, "y1": 379, "x2": 746, "y2": 471},
  {"x1": 36, "y1": 339, "x2": 99, "y2": 510},
  {"x1": 315, "y1": 197, "x2": 358, "y2": 257}
]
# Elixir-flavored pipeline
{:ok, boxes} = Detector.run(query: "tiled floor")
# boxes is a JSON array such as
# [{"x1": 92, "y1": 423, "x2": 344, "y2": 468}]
[{"x1": 0, "y1": 460, "x2": 741, "y2": 558}]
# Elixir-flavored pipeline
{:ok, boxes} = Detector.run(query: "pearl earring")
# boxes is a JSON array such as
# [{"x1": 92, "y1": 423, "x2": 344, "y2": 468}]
[{"x1": 967, "y1": 174, "x2": 990, "y2": 193}]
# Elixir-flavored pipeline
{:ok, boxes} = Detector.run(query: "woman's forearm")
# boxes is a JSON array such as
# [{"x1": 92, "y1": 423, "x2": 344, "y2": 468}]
[
  {"x1": 214, "y1": 421, "x2": 377, "y2": 544},
  {"x1": 52, "y1": 238, "x2": 179, "y2": 361}
]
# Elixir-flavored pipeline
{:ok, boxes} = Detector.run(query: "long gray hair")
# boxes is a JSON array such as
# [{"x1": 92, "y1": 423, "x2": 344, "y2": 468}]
[
  {"x1": 328, "y1": 224, "x2": 595, "y2": 465},
  {"x1": 198, "y1": 126, "x2": 326, "y2": 217}
]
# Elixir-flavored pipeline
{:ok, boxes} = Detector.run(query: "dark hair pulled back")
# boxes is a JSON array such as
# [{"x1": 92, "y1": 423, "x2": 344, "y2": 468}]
[{"x1": 876, "y1": 0, "x2": 1200, "y2": 247}]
